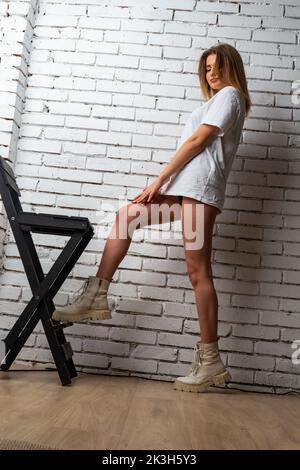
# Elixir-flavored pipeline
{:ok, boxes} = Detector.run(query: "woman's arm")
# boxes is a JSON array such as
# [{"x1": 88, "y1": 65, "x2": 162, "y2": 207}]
[
  {"x1": 132, "y1": 123, "x2": 221, "y2": 204},
  {"x1": 157, "y1": 123, "x2": 220, "y2": 185}
]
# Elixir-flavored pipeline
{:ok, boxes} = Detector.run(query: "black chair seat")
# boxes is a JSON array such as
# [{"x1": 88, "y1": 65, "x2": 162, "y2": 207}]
[{"x1": 17, "y1": 212, "x2": 92, "y2": 235}]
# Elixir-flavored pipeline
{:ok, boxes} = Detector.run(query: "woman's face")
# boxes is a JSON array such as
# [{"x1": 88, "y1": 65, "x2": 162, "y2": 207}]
[{"x1": 206, "y1": 54, "x2": 228, "y2": 91}]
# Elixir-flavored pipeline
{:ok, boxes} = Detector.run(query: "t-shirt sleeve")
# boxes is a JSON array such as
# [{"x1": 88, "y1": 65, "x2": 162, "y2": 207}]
[{"x1": 199, "y1": 89, "x2": 239, "y2": 137}]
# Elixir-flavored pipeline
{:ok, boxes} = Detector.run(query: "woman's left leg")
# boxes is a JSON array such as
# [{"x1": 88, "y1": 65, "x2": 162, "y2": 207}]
[
  {"x1": 174, "y1": 197, "x2": 231, "y2": 392},
  {"x1": 181, "y1": 197, "x2": 220, "y2": 343}
]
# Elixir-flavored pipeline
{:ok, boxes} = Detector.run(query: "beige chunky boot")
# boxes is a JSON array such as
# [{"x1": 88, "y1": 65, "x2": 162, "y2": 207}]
[
  {"x1": 174, "y1": 339, "x2": 231, "y2": 393},
  {"x1": 52, "y1": 276, "x2": 112, "y2": 323}
]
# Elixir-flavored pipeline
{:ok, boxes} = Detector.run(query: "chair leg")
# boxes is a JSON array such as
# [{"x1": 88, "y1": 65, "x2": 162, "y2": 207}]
[
  {"x1": 1, "y1": 300, "x2": 75, "y2": 386},
  {"x1": 40, "y1": 305, "x2": 72, "y2": 386},
  {"x1": 54, "y1": 325, "x2": 77, "y2": 379}
]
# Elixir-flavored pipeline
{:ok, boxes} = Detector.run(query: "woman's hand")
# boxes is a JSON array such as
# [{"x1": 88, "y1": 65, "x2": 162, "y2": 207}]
[{"x1": 132, "y1": 177, "x2": 166, "y2": 204}]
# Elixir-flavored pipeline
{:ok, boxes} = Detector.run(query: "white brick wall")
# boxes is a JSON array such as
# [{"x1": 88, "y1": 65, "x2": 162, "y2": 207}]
[
  {"x1": 0, "y1": 0, "x2": 300, "y2": 392},
  {"x1": 0, "y1": 0, "x2": 38, "y2": 266}
]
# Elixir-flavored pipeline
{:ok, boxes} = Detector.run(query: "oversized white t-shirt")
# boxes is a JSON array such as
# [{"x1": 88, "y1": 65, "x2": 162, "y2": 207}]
[{"x1": 159, "y1": 85, "x2": 246, "y2": 213}]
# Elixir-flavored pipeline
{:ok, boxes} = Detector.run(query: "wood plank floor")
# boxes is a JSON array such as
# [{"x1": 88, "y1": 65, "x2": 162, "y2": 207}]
[{"x1": 0, "y1": 367, "x2": 299, "y2": 450}]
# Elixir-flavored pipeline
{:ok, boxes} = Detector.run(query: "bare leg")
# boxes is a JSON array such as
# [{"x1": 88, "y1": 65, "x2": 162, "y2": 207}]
[
  {"x1": 181, "y1": 197, "x2": 220, "y2": 343},
  {"x1": 193, "y1": 274, "x2": 219, "y2": 343},
  {"x1": 95, "y1": 229, "x2": 131, "y2": 282},
  {"x1": 96, "y1": 195, "x2": 182, "y2": 282}
]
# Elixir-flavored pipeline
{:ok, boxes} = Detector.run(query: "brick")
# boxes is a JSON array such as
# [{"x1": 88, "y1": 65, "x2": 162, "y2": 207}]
[
  {"x1": 232, "y1": 324, "x2": 280, "y2": 341},
  {"x1": 83, "y1": 339, "x2": 130, "y2": 356},
  {"x1": 111, "y1": 357, "x2": 157, "y2": 373},
  {"x1": 228, "y1": 353, "x2": 275, "y2": 371},
  {"x1": 254, "y1": 341, "x2": 291, "y2": 357},
  {"x1": 73, "y1": 353, "x2": 109, "y2": 369},
  {"x1": 110, "y1": 327, "x2": 156, "y2": 345},
  {"x1": 255, "y1": 371, "x2": 300, "y2": 389},
  {"x1": 136, "y1": 315, "x2": 182, "y2": 332},
  {"x1": 133, "y1": 345, "x2": 177, "y2": 362},
  {"x1": 115, "y1": 298, "x2": 161, "y2": 315},
  {"x1": 260, "y1": 310, "x2": 300, "y2": 328}
]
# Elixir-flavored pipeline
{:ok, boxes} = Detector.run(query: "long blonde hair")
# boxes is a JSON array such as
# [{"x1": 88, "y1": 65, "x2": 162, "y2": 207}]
[{"x1": 198, "y1": 43, "x2": 251, "y2": 117}]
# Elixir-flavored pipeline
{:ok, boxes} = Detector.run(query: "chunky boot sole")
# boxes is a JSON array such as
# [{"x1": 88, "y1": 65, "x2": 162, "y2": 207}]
[
  {"x1": 52, "y1": 309, "x2": 112, "y2": 323},
  {"x1": 173, "y1": 369, "x2": 231, "y2": 393}
]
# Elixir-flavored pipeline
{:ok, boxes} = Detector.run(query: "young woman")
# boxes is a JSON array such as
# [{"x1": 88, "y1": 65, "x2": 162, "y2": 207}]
[{"x1": 53, "y1": 43, "x2": 251, "y2": 393}]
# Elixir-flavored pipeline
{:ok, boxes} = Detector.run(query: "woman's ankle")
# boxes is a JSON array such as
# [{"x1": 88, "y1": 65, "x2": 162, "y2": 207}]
[{"x1": 95, "y1": 273, "x2": 113, "y2": 282}]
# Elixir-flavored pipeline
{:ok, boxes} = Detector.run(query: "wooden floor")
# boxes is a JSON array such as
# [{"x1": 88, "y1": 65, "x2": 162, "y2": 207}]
[{"x1": 0, "y1": 366, "x2": 299, "y2": 450}]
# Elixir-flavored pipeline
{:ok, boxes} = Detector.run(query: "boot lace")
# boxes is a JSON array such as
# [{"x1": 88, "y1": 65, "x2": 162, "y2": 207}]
[
  {"x1": 69, "y1": 279, "x2": 89, "y2": 304},
  {"x1": 190, "y1": 345, "x2": 204, "y2": 376}
]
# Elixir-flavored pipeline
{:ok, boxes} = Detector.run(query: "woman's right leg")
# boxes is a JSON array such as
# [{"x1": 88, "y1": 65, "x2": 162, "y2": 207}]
[
  {"x1": 52, "y1": 194, "x2": 182, "y2": 322},
  {"x1": 96, "y1": 194, "x2": 182, "y2": 281}
]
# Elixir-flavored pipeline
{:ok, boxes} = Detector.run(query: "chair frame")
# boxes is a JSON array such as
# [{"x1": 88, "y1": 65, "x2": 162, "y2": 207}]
[{"x1": 0, "y1": 157, "x2": 94, "y2": 385}]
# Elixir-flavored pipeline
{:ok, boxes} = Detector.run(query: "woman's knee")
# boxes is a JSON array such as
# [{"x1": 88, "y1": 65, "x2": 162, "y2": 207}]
[
  {"x1": 186, "y1": 258, "x2": 213, "y2": 286},
  {"x1": 115, "y1": 203, "x2": 149, "y2": 233}
]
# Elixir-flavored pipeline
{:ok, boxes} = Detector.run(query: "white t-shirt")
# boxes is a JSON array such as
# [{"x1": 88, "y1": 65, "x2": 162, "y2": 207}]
[{"x1": 159, "y1": 85, "x2": 246, "y2": 213}]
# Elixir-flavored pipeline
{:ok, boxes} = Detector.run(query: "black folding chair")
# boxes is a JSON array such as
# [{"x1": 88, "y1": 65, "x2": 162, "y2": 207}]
[{"x1": 0, "y1": 156, "x2": 94, "y2": 385}]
